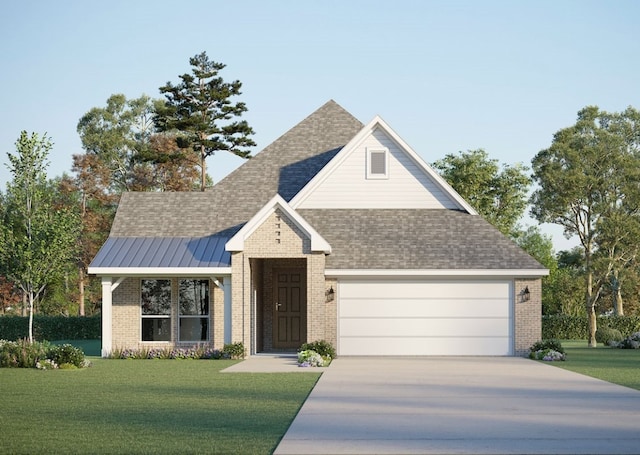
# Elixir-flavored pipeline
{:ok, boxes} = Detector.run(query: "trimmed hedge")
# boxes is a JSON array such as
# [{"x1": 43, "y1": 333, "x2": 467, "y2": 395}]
[
  {"x1": 0, "y1": 315, "x2": 100, "y2": 341},
  {"x1": 542, "y1": 314, "x2": 640, "y2": 340}
]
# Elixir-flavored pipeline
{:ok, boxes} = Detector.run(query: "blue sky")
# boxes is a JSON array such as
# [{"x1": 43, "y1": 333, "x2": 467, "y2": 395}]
[{"x1": 1, "y1": 0, "x2": 639, "y2": 251}]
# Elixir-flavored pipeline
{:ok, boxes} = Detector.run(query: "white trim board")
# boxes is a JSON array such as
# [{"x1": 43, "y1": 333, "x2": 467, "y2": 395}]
[{"x1": 325, "y1": 269, "x2": 549, "y2": 278}]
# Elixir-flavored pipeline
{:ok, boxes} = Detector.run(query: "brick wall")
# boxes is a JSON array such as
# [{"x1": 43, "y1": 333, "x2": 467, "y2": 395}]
[
  {"x1": 231, "y1": 209, "x2": 330, "y2": 354},
  {"x1": 514, "y1": 278, "x2": 542, "y2": 356}
]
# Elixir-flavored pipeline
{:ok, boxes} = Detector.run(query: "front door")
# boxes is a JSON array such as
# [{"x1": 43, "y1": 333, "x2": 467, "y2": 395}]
[{"x1": 273, "y1": 269, "x2": 307, "y2": 349}]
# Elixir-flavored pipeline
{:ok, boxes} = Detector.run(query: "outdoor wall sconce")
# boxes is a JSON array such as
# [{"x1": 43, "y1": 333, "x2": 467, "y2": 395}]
[
  {"x1": 520, "y1": 286, "x2": 531, "y2": 303},
  {"x1": 325, "y1": 286, "x2": 335, "y2": 303}
]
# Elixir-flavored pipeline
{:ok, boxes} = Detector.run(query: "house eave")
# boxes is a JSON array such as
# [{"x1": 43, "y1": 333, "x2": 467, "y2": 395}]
[
  {"x1": 324, "y1": 269, "x2": 549, "y2": 278},
  {"x1": 87, "y1": 267, "x2": 232, "y2": 277}
]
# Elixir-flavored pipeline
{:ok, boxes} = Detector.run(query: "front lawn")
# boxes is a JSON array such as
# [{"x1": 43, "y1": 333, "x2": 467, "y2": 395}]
[
  {"x1": 0, "y1": 358, "x2": 320, "y2": 454},
  {"x1": 547, "y1": 340, "x2": 640, "y2": 391}
]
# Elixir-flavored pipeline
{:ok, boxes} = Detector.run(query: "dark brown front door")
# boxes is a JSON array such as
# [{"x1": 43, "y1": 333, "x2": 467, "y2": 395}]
[{"x1": 273, "y1": 269, "x2": 307, "y2": 349}]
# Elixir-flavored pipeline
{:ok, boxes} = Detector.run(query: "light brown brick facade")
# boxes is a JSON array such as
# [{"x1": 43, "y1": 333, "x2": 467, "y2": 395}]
[
  {"x1": 231, "y1": 209, "x2": 330, "y2": 354},
  {"x1": 514, "y1": 278, "x2": 542, "y2": 356}
]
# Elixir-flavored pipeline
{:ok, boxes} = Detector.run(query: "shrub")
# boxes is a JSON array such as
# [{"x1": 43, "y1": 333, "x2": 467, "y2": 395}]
[
  {"x1": 530, "y1": 349, "x2": 565, "y2": 361},
  {"x1": 299, "y1": 340, "x2": 336, "y2": 359},
  {"x1": 615, "y1": 332, "x2": 640, "y2": 349},
  {"x1": 297, "y1": 350, "x2": 327, "y2": 367},
  {"x1": 529, "y1": 339, "x2": 565, "y2": 355},
  {"x1": 222, "y1": 342, "x2": 246, "y2": 359},
  {"x1": 542, "y1": 314, "x2": 640, "y2": 340},
  {"x1": 595, "y1": 327, "x2": 624, "y2": 346},
  {"x1": 0, "y1": 339, "x2": 51, "y2": 368},
  {"x1": 50, "y1": 344, "x2": 86, "y2": 368},
  {"x1": 0, "y1": 339, "x2": 89, "y2": 369},
  {"x1": 0, "y1": 315, "x2": 101, "y2": 341},
  {"x1": 110, "y1": 345, "x2": 227, "y2": 360}
]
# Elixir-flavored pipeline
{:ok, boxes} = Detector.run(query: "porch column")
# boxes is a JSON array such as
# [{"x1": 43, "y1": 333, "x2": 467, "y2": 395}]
[
  {"x1": 223, "y1": 279, "x2": 232, "y2": 344},
  {"x1": 101, "y1": 276, "x2": 113, "y2": 358}
]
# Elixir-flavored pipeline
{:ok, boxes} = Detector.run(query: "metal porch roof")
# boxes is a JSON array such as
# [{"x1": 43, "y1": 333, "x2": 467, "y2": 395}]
[{"x1": 88, "y1": 236, "x2": 231, "y2": 271}]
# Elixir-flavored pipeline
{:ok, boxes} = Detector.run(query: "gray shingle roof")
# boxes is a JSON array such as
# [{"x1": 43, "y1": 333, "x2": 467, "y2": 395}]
[
  {"x1": 299, "y1": 209, "x2": 545, "y2": 270},
  {"x1": 96, "y1": 100, "x2": 545, "y2": 273},
  {"x1": 109, "y1": 100, "x2": 363, "y2": 237}
]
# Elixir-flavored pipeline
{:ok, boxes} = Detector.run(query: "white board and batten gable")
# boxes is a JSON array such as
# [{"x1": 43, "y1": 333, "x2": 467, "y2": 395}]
[{"x1": 290, "y1": 116, "x2": 476, "y2": 213}]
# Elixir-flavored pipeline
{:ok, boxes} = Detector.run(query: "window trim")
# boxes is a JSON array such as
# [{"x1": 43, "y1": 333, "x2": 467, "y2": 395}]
[{"x1": 366, "y1": 147, "x2": 389, "y2": 179}]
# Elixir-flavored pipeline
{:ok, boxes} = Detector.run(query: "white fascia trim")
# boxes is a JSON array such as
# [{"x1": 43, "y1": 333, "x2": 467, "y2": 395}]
[
  {"x1": 88, "y1": 267, "x2": 232, "y2": 277},
  {"x1": 289, "y1": 116, "x2": 478, "y2": 215},
  {"x1": 225, "y1": 194, "x2": 331, "y2": 253},
  {"x1": 324, "y1": 269, "x2": 549, "y2": 278}
]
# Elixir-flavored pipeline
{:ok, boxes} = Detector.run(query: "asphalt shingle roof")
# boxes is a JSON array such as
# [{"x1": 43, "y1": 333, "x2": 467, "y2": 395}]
[
  {"x1": 299, "y1": 209, "x2": 545, "y2": 270},
  {"x1": 98, "y1": 100, "x2": 544, "y2": 272},
  {"x1": 109, "y1": 100, "x2": 363, "y2": 237}
]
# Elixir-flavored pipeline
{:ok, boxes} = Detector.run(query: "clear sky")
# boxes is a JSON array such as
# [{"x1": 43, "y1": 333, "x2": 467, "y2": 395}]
[{"x1": 1, "y1": 0, "x2": 639, "y2": 252}]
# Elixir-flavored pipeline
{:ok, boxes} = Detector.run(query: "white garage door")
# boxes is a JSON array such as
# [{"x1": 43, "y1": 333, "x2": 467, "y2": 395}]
[{"x1": 338, "y1": 280, "x2": 513, "y2": 356}]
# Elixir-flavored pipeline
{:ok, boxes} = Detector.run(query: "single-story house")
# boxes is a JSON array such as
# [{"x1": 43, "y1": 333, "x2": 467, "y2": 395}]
[{"x1": 88, "y1": 100, "x2": 547, "y2": 357}]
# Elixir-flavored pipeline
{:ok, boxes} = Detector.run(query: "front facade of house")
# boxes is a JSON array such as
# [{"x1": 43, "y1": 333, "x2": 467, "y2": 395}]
[{"x1": 89, "y1": 101, "x2": 547, "y2": 357}]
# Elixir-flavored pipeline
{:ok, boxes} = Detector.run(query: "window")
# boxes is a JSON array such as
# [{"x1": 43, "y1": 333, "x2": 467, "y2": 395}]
[
  {"x1": 141, "y1": 279, "x2": 171, "y2": 342},
  {"x1": 179, "y1": 279, "x2": 210, "y2": 342},
  {"x1": 367, "y1": 147, "x2": 389, "y2": 179}
]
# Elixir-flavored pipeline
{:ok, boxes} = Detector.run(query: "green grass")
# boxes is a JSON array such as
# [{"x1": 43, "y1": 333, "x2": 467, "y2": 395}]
[
  {"x1": 546, "y1": 340, "x2": 640, "y2": 391},
  {"x1": 0, "y1": 359, "x2": 320, "y2": 454}
]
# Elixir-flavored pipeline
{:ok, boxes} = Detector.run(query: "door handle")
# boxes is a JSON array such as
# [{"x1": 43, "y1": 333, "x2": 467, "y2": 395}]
[{"x1": 275, "y1": 302, "x2": 282, "y2": 311}]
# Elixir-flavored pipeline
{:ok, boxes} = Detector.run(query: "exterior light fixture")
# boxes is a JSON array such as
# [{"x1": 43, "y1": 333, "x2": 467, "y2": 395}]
[
  {"x1": 325, "y1": 286, "x2": 335, "y2": 303},
  {"x1": 521, "y1": 286, "x2": 530, "y2": 303}
]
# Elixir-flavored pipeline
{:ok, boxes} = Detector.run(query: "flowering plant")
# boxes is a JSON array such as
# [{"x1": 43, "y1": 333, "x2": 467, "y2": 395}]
[
  {"x1": 297, "y1": 349, "x2": 328, "y2": 367},
  {"x1": 36, "y1": 359, "x2": 58, "y2": 370},
  {"x1": 531, "y1": 349, "x2": 565, "y2": 361}
]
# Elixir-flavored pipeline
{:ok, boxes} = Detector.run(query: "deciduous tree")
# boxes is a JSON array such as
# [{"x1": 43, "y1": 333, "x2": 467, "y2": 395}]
[
  {"x1": 531, "y1": 106, "x2": 640, "y2": 346},
  {"x1": 0, "y1": 132, "x2": 80, "y2": 341},
  {"x1": 432, "y1": 149, "x2": 531, "y2": 237}
]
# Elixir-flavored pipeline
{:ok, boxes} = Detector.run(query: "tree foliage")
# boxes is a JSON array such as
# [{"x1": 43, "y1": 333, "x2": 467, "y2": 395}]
[
  {"x1": 432, "y1": 149, "x2": 531, "y2": 237},
  {"x1": 77, "y1": 94, "x2": 201, "y2": 193},
  {"x1": 531, "y1": 106, "x2": 640, "y2": 346},
  {"x1": 0, "y1": 132, "x2": 81, "y2": 341},
  {"x1": 154, "y1": 51, "x2": 256, "y2": 191}
]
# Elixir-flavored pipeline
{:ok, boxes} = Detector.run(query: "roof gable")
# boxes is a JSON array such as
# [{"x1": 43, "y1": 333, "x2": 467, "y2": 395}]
[
  {"x1": 290, "y1": 116, "x2": 476, "y2": 213},
  {"x1": 108, "y1": 100, "x2": 363, "y2": 239},
  {"x1": 226, "y1": 195, "x2": 331, "y2": 253}
]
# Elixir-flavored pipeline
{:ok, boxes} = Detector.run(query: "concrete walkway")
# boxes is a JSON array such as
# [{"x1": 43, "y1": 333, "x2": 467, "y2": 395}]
[
  {"x1": 274, "y1": 357, "x2": 640, "y2": 455},
  {"x1": 221, "y1": 353, "x2": 315, "y2": 373}
]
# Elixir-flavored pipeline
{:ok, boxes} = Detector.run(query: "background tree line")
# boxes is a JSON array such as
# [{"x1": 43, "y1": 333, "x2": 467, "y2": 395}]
[
  {"x1": 0, "y1": 52, "x2": 255, "y2": 335},
  {"x1": 1, "y1": 51, "x2": 639, "y2": 347}
]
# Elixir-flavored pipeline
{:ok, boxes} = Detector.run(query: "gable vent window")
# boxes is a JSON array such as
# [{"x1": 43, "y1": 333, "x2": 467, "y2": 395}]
[{"x1": 367, "y1": 147, "x2": 389, "y2": 179}]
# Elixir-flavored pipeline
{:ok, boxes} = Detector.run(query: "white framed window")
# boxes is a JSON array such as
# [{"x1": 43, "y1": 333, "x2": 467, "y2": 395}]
[
  {"x1": 141, "y1": 279, "x2": 172, "y2": 342},
  {"x1": 366, "y1": 147, "x2": 389, "y2": 179},
  {"x1": 179, "y1": 279, "x2": 210, "y2": 342}
]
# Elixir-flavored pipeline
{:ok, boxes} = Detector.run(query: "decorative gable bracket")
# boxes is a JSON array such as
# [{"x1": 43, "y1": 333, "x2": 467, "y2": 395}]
[{"x1": 225, "y1": 194, "x2": 331, "y2": 253}]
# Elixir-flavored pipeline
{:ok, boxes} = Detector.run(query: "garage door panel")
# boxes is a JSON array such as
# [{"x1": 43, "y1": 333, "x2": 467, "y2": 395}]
[
  {"x1": 338, "y1": 280, "x2": 513, "y2": 356},
  {"x1": 340, "y1": 317, "x2": 510, "y2": 338},
  {"x1": 339, "y1": 298, "x2": 509, "y2": 318},
  {"x1": 339, "y1": 281, "x2": 510, "y2": 299},
  {"x1": 339, "y1": 336, "x2": 511, "y2": 356}
]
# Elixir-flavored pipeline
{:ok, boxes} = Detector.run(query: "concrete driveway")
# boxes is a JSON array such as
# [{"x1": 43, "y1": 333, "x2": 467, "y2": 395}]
[{"x1": 275, "y1": 357, "x2": 640, "y2": 454}]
